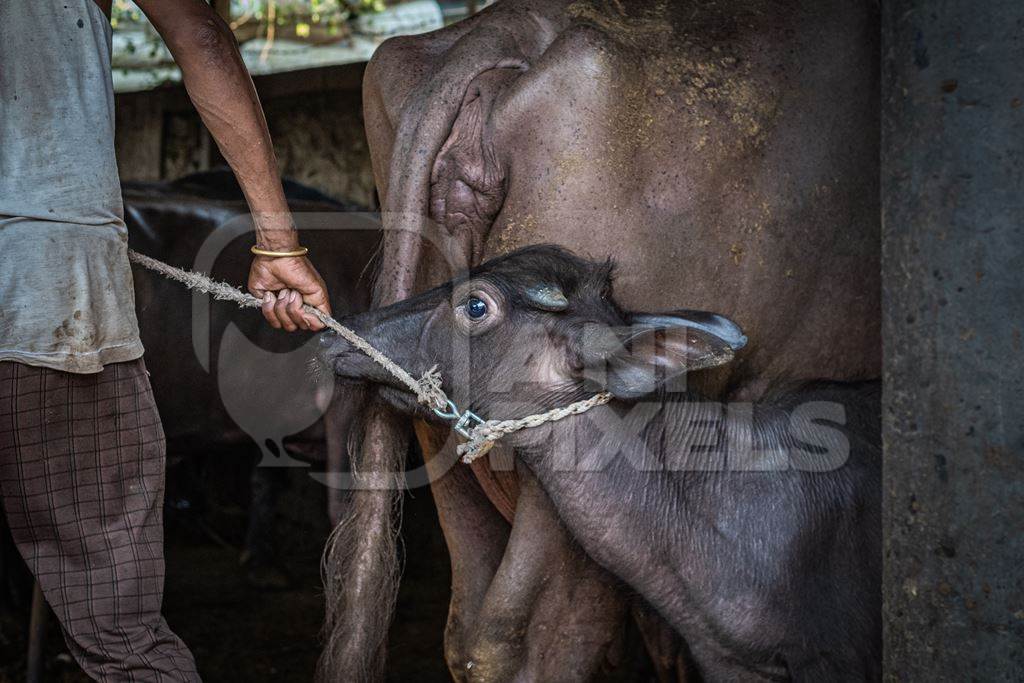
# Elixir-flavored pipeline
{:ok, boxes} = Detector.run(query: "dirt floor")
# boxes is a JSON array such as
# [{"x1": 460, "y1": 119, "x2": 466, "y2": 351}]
[
  {"x1": 0, "y1": 448, "x2": 659, "y2": 682},
  {"x1": 0, "y1": 454, "x2": 452, "y2": 682}
]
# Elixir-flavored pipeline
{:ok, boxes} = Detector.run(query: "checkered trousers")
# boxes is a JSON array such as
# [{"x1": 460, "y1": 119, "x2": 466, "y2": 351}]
[{"x1": 0, "y1": 359, "x2": 199, "y2": 681}]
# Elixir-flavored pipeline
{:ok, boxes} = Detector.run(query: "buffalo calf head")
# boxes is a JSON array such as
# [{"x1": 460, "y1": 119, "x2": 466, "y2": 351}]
[{"x1": 322, "y1": 245, "x2": 746, "y2": 418}]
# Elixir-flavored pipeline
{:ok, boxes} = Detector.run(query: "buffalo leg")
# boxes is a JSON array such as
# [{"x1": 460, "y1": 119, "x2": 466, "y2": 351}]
[
  {"x1": 414, "y1": 422, "x2": 511, "y2": 680},
  {"x1": 421, "y1": 435, "x2": 681, "y2": 682},
  {"x1": 632, "y1": 602, "x2": 691, "y2": 683},
  {"x1": 466, "y1": 465, "x2": 628, "y2": 682}
]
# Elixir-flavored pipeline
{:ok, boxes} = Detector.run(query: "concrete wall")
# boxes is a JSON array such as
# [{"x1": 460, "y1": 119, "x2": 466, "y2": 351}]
[
  {"x1": 882, "y1": 0, "x2": 1024, "y2": 679},
  {"x1": 114, "y1": 62, "x2": 377, "y2": 208}
]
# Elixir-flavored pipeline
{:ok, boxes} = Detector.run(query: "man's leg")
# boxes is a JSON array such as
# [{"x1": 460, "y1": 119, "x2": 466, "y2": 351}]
[{"x1": 0, "y1": 359, "x2": 199, "y2": 681}]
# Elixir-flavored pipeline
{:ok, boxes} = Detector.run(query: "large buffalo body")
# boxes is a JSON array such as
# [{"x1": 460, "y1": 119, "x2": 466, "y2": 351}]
[
  {"x1": 325, "y1": 245, "x2": 882, "y2": 680},
  {"x1": 328, "y1": 0, "x2": 881, "y2": 680}
]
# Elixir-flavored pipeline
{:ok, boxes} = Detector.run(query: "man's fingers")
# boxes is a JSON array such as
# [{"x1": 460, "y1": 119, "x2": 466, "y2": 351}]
[
  {"x1": 286, "y1": 291, "x2": 309, "y2": 330},
  {"x1": 303, "y1": 288, "x2": 329, "y2": 331},
  {"x1": 303, "y1": 309, "x2": 326, "y2": 331},
  {"x1": 313, "y1": 288, "x2": 332, "y2": 318},
  {"x1": 261, "y1": 292, "x2": 282, "y2": 329},
  {"x1": 251, "y1": 258, "x2": 332, "y2": 333},
  {"x1": 275, "y1": 290, "x2": 298, "y2": 332}
]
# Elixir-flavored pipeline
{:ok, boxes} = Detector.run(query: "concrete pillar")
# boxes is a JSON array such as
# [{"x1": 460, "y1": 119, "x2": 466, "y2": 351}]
[{"x1": 882, "y1": 0, "x2": 1024, "y2": 679}]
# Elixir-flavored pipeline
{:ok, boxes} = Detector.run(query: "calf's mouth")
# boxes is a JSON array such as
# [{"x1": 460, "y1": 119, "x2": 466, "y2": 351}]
[{"x1": 317, "y1": 329, "x2": 436, "y2": 418}]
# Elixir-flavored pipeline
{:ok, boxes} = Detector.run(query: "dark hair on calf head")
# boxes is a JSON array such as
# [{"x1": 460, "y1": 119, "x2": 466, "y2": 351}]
[{"x1": 470, "y1": 244, "x2": 617, "y2": 312}]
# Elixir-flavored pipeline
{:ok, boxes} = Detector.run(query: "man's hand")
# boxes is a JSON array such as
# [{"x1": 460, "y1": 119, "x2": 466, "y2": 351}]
[
  {"x1": 248, "y1": 256, "x2": 332, "y2": 331},
  {"x1": 136, "y1": 0, "x2": 334, "y2": 332}
]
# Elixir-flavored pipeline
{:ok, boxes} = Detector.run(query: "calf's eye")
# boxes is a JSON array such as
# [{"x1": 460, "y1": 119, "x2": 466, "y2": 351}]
[{"x1": 466, "y1": 297, "x2": 488, "y2": 319}]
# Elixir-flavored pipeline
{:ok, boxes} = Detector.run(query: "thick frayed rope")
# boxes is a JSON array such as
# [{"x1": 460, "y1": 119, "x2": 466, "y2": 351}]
[
  {"x1": 129, "y1": 250, "x2": 612, "y2": 460},
  {"x1": 457, "y1": 391, "x2": 613, "y2": 463},
  {"x1": 127, "y1": 249, "x2": 448, "y2": 411}
]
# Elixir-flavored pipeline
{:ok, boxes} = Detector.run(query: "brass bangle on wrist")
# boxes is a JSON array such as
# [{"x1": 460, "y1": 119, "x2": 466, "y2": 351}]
[{"x1": 250, "y1": 245, "x2": 309, "y2": 258}]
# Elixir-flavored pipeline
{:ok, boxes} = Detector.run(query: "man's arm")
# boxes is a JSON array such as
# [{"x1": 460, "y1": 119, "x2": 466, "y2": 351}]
[{"x1": 135, "y1": 0, "x2": 330, "y2": 331}]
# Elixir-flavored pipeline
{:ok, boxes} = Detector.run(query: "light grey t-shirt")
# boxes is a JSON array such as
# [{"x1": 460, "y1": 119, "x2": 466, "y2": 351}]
[{"x1": 0, "y1": 1, "x2": 143, "y2": 374}]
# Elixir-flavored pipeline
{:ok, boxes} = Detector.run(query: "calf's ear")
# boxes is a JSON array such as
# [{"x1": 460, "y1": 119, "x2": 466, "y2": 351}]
[{"x1": 603, "y1": 310, "x2": 746, "y2": 400}]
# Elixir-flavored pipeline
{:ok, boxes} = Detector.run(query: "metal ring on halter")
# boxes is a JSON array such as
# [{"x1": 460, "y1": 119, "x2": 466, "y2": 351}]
[
  {"x1": 454, "y1": 409, "x2": 485, "y2": 438},
  {"x1": 432, "y1": 400, "x2": 485, "y2": 438},
  {"x1": 433, "y1": 399, "x2": 461, "y2": 421}
]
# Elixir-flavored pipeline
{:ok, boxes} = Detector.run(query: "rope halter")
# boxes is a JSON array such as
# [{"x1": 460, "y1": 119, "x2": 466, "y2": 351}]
[{"x1": 455, "y1": 391, "x2": 613, "y2": 463}]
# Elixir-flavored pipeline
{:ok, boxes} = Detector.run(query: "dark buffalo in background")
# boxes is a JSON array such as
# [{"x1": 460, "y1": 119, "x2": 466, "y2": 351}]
[{"x1": 124, "y1": 169, "x2": 378, "y2": 585}]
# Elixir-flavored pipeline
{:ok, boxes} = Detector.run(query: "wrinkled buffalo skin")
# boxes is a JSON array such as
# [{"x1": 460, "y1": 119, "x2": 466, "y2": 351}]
[{"x1": 332, "y1": 0, "x2": 881, "y2": 680}]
